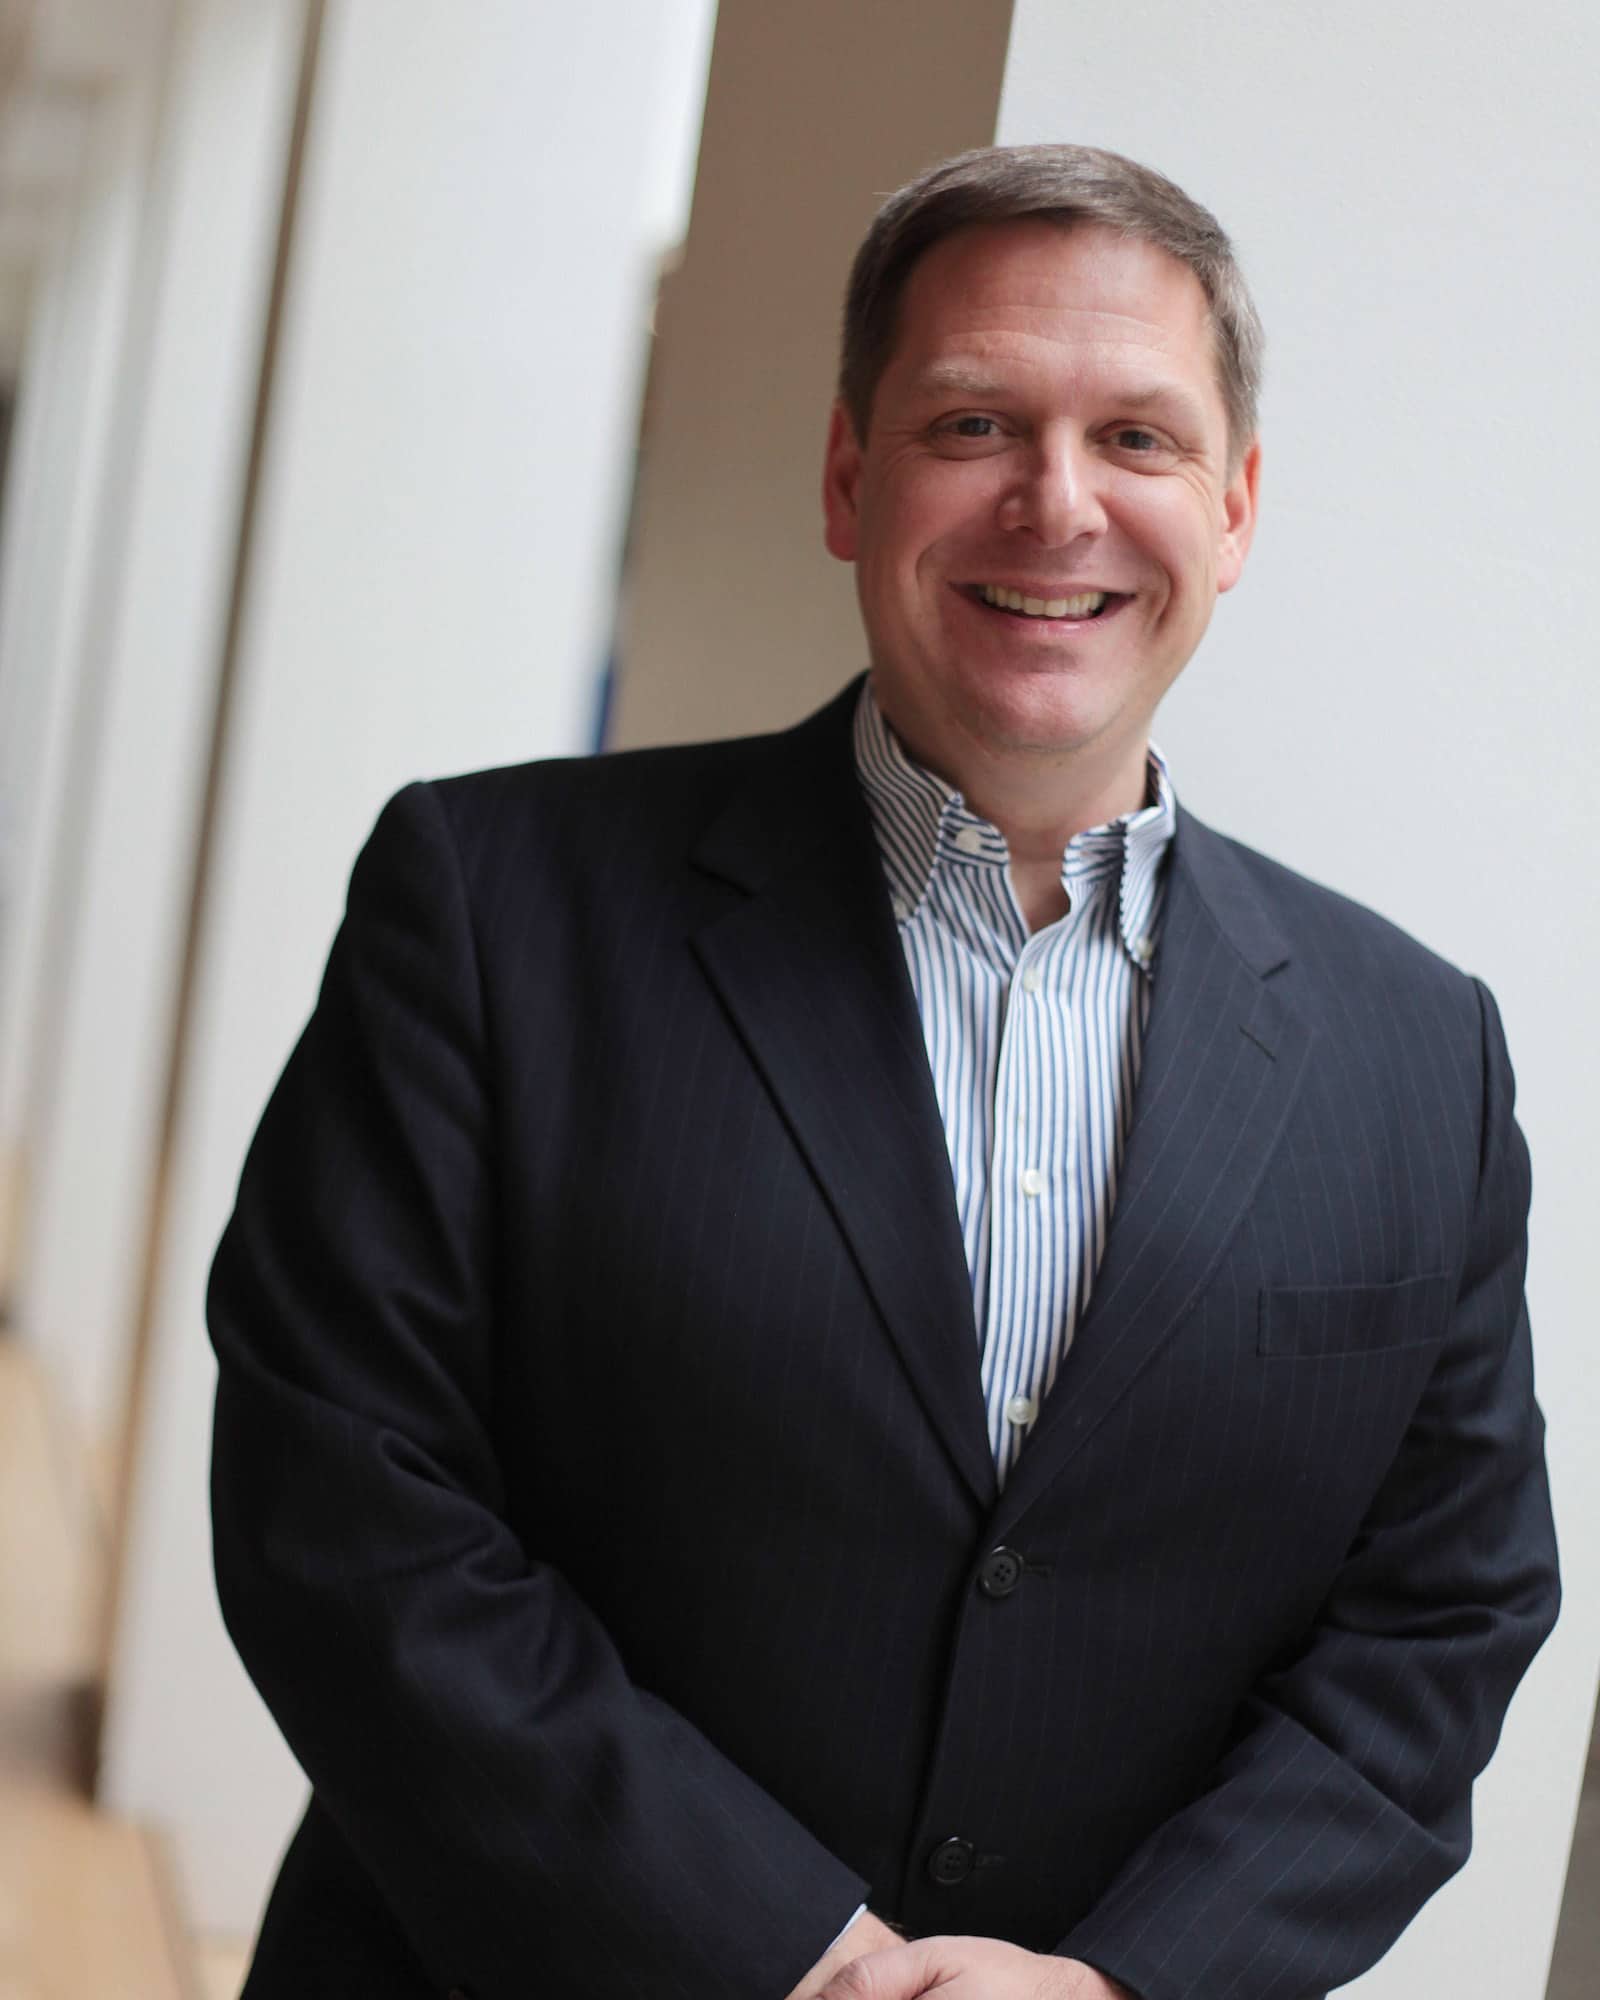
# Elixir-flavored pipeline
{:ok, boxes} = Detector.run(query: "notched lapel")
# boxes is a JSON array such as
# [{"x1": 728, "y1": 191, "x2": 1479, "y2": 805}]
[
  {"x1": 689, "y1": 691, "x2": 996, "y2": 1512},
  {"x1": 995, "y1": 815, "x2": 1314, "y2": 1533}
]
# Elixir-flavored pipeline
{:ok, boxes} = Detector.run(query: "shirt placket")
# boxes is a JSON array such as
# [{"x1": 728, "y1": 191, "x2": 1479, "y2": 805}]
[
  {"x1": 927, "y1": 815, "x2": 1017, "y2": 1370},
  {"x1": 983, "y1": 914, "x2": 1073, "y2": 1483}
]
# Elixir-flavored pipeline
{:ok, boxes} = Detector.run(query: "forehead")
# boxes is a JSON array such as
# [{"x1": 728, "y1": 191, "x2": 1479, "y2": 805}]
[{"x1": 886, "y1": 218, "x2": 1218, "y2": 396}]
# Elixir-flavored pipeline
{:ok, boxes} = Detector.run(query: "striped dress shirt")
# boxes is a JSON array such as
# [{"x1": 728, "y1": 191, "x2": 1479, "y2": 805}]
[{"x1": 852, "y1": 681, "x2": 1176, "y2": 1486}]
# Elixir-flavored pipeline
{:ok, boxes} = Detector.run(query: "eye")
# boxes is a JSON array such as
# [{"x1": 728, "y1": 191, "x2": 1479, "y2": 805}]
[
  {"x1": 1112, "y1": 427, "x2": 1162, "y2": 453},
  {"x1": 927, "y1": 412, "x2": 1013, "y2": 456}
]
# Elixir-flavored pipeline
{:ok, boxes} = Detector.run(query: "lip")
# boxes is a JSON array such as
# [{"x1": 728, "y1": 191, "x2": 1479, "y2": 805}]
[{"x1": 962, "y1": 581, "x2": 1124, "y2": 597}]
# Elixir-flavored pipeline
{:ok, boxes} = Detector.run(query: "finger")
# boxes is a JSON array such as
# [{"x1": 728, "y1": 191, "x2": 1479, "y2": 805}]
[{"x1": 818, "y1": 1938, "x2": 940, "y2": 1999}]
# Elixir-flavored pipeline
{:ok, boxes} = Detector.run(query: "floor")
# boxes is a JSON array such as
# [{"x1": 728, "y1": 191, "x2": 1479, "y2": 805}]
[
  {"x1": 0, "y1": 1323, "x2": 1595, "y2": 1999},
  {"x1": 0, "y1": 1333, "x2": 249, "y2": 1999}
]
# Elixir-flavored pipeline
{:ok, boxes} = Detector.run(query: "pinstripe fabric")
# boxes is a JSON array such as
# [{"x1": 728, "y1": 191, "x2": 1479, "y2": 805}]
[{"x1": 853, "y1": 683, "x2": 1174, "y2": 1482}]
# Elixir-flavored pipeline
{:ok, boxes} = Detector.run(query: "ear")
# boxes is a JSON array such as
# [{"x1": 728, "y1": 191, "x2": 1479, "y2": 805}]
[
  {"x1": 822, "y1": 400, "x2": 864, "y2": 562},
  {"x1": 1215, "y1": 438, "x2": 1262, "y2": 594}
]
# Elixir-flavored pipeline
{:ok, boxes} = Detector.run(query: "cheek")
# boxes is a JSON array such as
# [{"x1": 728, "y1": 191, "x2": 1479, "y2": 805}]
[
  {"x1": 1123, "y1": 495, "x2": 1222, "y2": 593},
  {"x1": 868, "y1": 462, "x2": 995, "y2": 554}
]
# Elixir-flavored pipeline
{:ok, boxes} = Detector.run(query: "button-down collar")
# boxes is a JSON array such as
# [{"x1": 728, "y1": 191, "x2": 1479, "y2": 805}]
[{"x1": 852, "y1": 679, "x2": 1176, "y2": 975}]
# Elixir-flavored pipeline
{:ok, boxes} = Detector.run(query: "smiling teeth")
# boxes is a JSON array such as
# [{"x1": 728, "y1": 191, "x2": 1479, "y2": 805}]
[{"x1": 980, "y1": 585, "x2": 1107, "y2": 618}]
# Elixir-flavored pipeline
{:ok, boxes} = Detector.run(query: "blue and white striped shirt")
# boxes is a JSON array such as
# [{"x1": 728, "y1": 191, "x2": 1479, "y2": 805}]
[{"x1": 852, "y1": 682, "x2": 1176, "y2": 1487}]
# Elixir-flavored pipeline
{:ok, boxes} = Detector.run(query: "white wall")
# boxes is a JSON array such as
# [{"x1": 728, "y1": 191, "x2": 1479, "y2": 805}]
[
  {"x1": 999, "y1": 3, "x2": 1598, "y2": 1993},
  {"x1": 99, "y1": 0, "x2": 692, "y2": 1934},
  {"x1": 0, "y1": 71, "x2": 151, "y2": 1197},
  {"x1": 18, "y1": 0, "x2": 296, "y2": 1451}
]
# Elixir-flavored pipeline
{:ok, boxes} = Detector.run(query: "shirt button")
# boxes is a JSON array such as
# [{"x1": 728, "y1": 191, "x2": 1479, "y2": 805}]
[
  {"x1": 1135, "y1": 934, "x2": 1155, "y2": 963},
  {"x1": 1020, "y1": 966, "x2": 1042, "y2": 994},
  {"x1": 926, "y1": 1835, "x2": 976, "y2": 1886},
  {"x1": 1020, "y1": 1166, "x2": 1044, "y2": 1197},
  {"x1": 1006, "y1": 1394, "x2": 1037, "y2": 1427},
  {"x1": 954, "y1": 827, "x2": 986, "y2": 856},
  {"x1": 892, "y1": 896, "x2": 911, "y2": 923}
]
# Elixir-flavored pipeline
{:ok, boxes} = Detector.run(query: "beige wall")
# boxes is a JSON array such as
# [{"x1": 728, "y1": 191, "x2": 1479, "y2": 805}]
[{"x1": 610, "y1": 0, "x2": 1015, "y2": 750}]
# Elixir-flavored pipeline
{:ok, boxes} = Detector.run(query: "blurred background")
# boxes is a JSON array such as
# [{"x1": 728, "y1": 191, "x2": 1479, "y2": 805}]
[{"x1": 0, "y1": 2, "x2": 1595, "y2": 1994}]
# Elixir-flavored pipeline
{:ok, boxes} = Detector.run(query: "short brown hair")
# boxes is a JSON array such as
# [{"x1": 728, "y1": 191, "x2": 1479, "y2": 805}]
[{"x1": 840, "y1": 143, "x2": 1263, "y2": 469}]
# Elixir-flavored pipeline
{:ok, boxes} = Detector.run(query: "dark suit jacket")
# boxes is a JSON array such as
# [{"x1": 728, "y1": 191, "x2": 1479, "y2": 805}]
[{"x1": 210, "y1": 678, "x2": 1559, "y2": 2000}]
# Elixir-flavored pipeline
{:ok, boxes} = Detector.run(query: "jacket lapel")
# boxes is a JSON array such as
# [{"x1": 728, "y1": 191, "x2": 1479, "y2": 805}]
[
  {"x1": 689, "y1": 686, "x2": 997, "y2": 1512},
  {"x1": 993, "y1": 810, "x2": 1314, "y2": 1535}
]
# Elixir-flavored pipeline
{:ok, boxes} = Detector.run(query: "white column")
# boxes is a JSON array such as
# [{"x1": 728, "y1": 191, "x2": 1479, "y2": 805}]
[
  {"x1": 16, "y1": 0, "x2": 299, "y2": 1453},
  {"x1": 98, "y1": 0, "x2": 689, "y2": 1935},
  {"x1": 0, "y1": 72, "x2": 150, "y2": 1226},
  {"x1": 997, "y1": 4, "x2": 1598, "y2": 1994}
]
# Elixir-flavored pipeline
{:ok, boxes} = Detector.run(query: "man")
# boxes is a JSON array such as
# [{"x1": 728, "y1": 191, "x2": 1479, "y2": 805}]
[{"x1": 210, "y1": 146, "x2": 1559, "y2": 2000}]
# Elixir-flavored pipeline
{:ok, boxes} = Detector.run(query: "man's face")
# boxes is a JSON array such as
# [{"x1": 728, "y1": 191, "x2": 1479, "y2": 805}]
[{"x1": 823, "y1": 219, "x2": 1259, "y2": 799}]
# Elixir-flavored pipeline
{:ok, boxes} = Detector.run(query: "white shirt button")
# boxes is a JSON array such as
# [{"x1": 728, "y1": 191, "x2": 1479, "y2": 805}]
[
  {"x1": 1020, "y1": 966, "x2": 1042, "y2": 994},
  {"x1": 1020, "y1": 1166, "x2": 1044, "y2": 1197},
  {"x1": 954, "y1": 827, "x2": 986, "y2": 856},
  {"x1": 1006, "y1": 1394, "x2": 1038, "y2": 1427},
  {"x1": 1135, "y1": 934, "x2": 1155, "y2": 964},
  {"x1": 892, "y1": 896, "x2": 911, "y2": 923}
]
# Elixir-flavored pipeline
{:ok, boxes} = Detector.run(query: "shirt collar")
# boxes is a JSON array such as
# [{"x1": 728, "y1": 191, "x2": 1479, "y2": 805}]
[{"x1": 851, "y1": 678, "x2": 1177, "y2": 974}]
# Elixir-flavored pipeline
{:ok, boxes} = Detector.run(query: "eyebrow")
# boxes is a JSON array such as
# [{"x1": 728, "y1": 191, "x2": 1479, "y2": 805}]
[
  {"x1": 911, "y1": 364, "x2": 1011, "y2": 399},
  {"x1": 1114, "y1": 383, "x2": 1209, "y2": 425},
  {"x1": 909, "y1": 363, "x2": 1209, "y2": 428}
]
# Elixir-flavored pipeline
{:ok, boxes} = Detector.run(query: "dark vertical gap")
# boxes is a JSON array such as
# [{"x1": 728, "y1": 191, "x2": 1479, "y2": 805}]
[{"x1": 1545, "y1": 1689, "x2": 1600, "y2": 1999}]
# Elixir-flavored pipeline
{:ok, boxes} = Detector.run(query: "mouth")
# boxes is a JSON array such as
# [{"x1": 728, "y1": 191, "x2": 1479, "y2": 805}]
[{"x1": 962, "y1": 583, "x2": 1128, "y2": 623}]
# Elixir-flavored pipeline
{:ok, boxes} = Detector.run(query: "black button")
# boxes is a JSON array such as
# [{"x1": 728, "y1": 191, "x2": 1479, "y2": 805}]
[
  {"x1": 926, "y1": 1835, "x2": 976, "y2": 1887},
  {"x1": 977, "y1": 1546, "x2": 1025, "y2": 1598}
]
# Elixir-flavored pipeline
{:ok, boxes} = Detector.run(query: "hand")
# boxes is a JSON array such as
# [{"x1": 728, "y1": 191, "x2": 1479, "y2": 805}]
[
  {"x1": 785, "y1": 1912, "x2": 905, "y2": 1999},
  {"x1": 814, "y1": 1934, "x2": 1132, "y2": 2000}
]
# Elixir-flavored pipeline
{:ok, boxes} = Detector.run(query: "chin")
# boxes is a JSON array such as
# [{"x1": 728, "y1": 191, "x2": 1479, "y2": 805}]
[{"x1": 958, "y1": 679, "x2": 1120, "y2": 757}]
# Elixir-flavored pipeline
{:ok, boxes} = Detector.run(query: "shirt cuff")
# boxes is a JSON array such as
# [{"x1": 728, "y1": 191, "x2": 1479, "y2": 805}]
[{"x1": 827, "y1": 1904, "x2": 869, "y2": 1954}]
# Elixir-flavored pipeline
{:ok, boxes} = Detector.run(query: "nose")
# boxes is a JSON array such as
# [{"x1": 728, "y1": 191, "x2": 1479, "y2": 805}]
[{"x1": 996, "y1": 433, "x2": 1107, "y2": 547}]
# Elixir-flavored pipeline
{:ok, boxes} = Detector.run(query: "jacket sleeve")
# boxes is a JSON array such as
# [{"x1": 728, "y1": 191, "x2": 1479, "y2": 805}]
[
  {"x1": 208, "y1": 782, "x2": 869, "y2": 1999},
  {"x1": 1057, "y1": 977, "x2": 1561, "y2": 2000}
]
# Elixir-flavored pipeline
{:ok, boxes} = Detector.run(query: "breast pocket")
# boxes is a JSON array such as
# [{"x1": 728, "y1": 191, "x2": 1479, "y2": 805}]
[{"x1": 1257, "y1": 1273, "x2": 1454, "y2": 1358}]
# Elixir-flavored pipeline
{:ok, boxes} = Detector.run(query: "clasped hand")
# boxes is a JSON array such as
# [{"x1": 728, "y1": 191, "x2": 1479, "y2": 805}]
[{"x1": 799, "y1": 1924, "x2": 1130, "y2": 1999}]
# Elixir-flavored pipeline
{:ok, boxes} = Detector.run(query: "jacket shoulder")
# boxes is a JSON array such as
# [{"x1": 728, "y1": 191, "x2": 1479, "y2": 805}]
[
  {"x1": 1192, "y1": 816, "x2": 1484, "y2": 1011},
  {"x1": 377, "y1": 721, "x2": 798, "y2": 896},
  {"x1": 435, "y1": 724, "x2": 778, "y2": 829}
]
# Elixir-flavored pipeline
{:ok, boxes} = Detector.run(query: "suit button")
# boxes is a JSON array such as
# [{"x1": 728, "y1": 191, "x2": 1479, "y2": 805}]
[
  {"x1": 926, "y1": 1835, "x2": 976, "y2": 1887},
  {"x1": 978, "y1": 1547, "x2": 1024, "y2": 1598}
]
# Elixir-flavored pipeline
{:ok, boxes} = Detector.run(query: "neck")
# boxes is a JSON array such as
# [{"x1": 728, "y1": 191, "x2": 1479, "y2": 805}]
[
  {"x1": 980, "y1": 771, "x2": 1131, "y2": 934},
  {"x1": 961, "y1": 755, "x2": 1149, "y2": 859},
  {"x1": 880, "y1": 705, "x2": 1150, "y2": 851},
  {"x1": 877, "y1": 700, "x2": 1151, "y2": 937}
]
